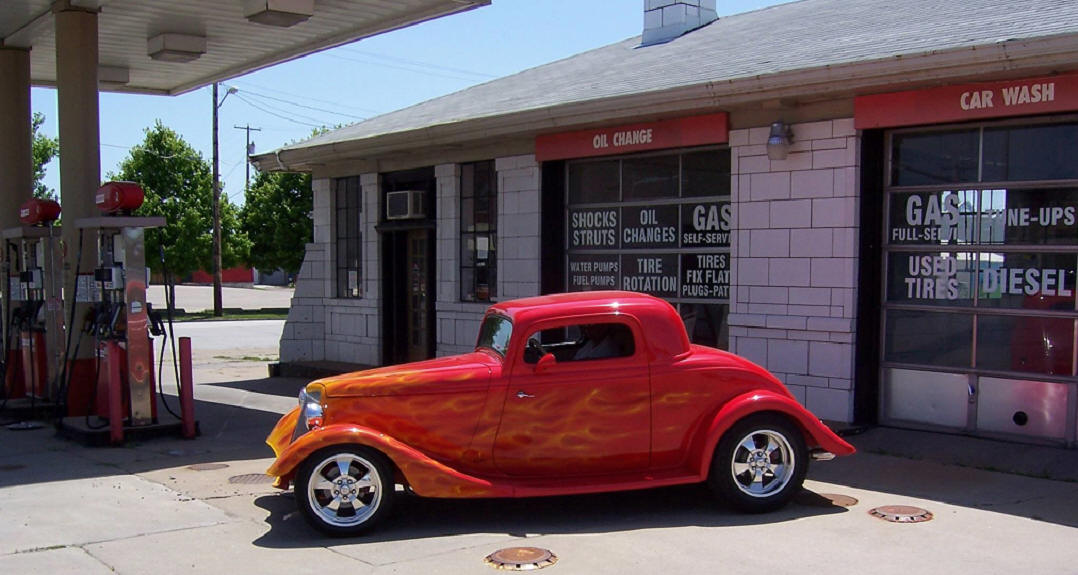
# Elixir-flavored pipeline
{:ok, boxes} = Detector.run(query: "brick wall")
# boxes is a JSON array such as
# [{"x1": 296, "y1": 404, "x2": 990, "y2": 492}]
[{"x1": 728, "y1": 119, "x2": 859, "y2": 422}]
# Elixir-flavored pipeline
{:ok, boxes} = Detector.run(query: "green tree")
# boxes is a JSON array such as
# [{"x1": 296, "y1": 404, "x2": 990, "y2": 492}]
[
  {"x1": 241, "y1": 170, "x2": 312, "y2": 276},
  {"x1": 32, "y1": 112, "x2": 59, "y2": 199},
  {"x1": 111, "y1": 121, "x2": 250, "y2": 276}
]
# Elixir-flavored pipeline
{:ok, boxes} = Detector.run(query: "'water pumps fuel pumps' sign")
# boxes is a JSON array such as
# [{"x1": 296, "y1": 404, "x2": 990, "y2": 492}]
[{"x1": 855, "y1": 73, "x2": 1078, "y2": 129}]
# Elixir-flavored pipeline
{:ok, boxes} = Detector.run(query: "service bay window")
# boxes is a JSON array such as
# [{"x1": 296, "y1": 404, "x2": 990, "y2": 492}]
[
  {"x1": 882, "y1": 118, "x2": 1078, "y2": 441},
  {"x1": 334, "y1": 176, "x2": 362, "y2": 299},
  {"x1": 460, "y1": 161, "x2": 497, "y2": 302},
  {"x1": 565, "y1": 147, "x2": 732, "y2": 349}
]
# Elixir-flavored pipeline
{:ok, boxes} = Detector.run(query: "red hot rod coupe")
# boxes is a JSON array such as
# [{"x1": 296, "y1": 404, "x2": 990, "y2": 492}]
[{"x1": 266, "y1": 291, "x2": 854, "y2": 535}]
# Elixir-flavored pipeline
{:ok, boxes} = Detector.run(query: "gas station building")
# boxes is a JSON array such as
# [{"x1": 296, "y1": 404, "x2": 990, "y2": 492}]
[{"x1": 253, "y1": 0, "x2": 1078, "y2": 447}]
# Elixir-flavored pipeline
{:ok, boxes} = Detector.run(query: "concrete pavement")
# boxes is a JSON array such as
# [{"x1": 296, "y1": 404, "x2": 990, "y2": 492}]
[{"x1": 2, "y1": 334, "x2": 1077, "y2": 574}]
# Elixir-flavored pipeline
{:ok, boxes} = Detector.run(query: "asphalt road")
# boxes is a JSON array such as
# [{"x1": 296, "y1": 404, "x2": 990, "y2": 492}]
[
  {"x1": 146, "y1": 285, "x2": 294, "y2": 313},
  {"x1": 164, "y1": 319, "x2": 285, "y2": 352}
]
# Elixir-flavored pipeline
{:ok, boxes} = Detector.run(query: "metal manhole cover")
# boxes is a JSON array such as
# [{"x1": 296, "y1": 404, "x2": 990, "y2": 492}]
[
  {"x1": 795, "y1": 491, "x2": 859, "y2": 508},
  {"x1": 228, "y1": 473, "x2": 275, "y2": 485},
  {"x1": 869, "y1": 505, "x2": 933, "y2": 523},
  {"x1": 187, "y1": 463, "x2": 229, "y2": 471},
  {"x1": 484, "y1": 547, "x2": 558, "y2": 571}
]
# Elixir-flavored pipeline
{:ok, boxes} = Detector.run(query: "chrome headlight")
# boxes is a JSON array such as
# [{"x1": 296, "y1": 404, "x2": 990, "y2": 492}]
[{"x1": 298, "y1": 385, "x2": 324, "y2": 430}]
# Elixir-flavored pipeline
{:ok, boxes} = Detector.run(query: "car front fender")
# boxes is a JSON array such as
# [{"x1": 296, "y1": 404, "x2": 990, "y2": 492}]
[
  {"x1": 692, "y1": 390, "x2": 856, "y2": 478},
  {"x1": 265, "y1": 422, "x2": 512, "y2": 499}
]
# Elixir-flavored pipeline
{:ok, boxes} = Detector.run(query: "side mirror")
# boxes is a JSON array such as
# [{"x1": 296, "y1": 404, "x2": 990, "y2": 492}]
[{"x1": 535, "y1": 353, "x2": 556, "y2": 374}]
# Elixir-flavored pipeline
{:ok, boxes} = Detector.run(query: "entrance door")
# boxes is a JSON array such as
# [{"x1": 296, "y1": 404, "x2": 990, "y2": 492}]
[
  {"x1": 383, "y1": 228, "x2": 434, "y2": 365},
  {"x1": 405, "y1": 229, "x2": 430, "y2": 363}
]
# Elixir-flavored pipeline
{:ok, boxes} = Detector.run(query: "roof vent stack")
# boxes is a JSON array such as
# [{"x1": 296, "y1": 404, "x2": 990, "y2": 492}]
[{"x1": 642, "y1": 0, "x2": 718, "y2": 47}]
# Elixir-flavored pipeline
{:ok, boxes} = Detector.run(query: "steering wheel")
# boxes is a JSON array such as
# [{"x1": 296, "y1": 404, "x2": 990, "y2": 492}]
[{"x1": 526, "y1": 337, "x2": 546, "y2": 356}]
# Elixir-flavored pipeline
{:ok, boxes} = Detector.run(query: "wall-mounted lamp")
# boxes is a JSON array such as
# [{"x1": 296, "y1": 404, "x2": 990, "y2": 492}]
[
  {"x1": 147, "y1": 33, "x2": 206, "y2": 63},
  {"x1": 766, "y1": 121, "x2": 793, "y2": 160}
]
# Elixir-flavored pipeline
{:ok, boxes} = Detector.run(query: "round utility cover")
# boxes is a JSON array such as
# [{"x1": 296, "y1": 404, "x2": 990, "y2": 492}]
[
  {"x1": 228, "y1": 473, "x2": 275, "y2": 485},
  {"x1": 484, "y1": 547, "x2": 558, "y2": 571},
  {"x1": 869, "y1": 505, "x2": 933, "y2": 523}
]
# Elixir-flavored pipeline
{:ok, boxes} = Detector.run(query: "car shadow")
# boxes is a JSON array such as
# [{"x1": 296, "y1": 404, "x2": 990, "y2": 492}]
[
  {"x1": 250, "y1": 483, "x2": 849, "y2": 547},
  {"x1": 202, "y1": 376, "x2": 308, "y2": 398}
]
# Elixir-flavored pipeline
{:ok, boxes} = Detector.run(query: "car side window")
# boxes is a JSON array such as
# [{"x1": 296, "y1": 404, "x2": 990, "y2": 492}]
[{"x1": 523, "y1": 322, "x2": 635, "y2": 363}]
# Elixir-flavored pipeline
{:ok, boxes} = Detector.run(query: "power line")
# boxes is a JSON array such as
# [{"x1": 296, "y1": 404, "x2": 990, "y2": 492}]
[
  {"x1": 335, "y1": 46, "x2": 497, "y2": 80},
  {"x1": 226, "y1": 85, "x2": 366, "y2": 121},
  {"x1": 235, "y1": 92, "x2": 325, "y2": 125},
  {"x1": 233, "y1": 93, "x2": 324, "y2": 128},
  {"x1": 227, "y1": 79, "x2": 382, "y2": 115},
  {"x1": 324, "y1": 52, "x2": 491, "y2": 83}
]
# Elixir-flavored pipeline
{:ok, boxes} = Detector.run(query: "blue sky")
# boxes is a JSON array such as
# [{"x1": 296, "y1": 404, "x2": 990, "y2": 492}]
[{"x1": 31, "y1": 1, "x2": 787, "y2": 206}]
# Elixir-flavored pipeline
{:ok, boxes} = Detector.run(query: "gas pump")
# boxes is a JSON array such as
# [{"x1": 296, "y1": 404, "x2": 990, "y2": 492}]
[
  {"x1": 68, "y1": 181, "x2": 170, "y2": 444},
  {"x1": 2, "y1": 198, "x2": 64, "y2": 429}
]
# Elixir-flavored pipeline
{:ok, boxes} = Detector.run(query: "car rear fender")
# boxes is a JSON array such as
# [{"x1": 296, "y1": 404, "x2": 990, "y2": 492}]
[
  {"x1": 692, "y1": 391, "x2": 855, "y2": 478},
  {"x1": 265, "y1": 423, "x2": 512, "y2": 498}
]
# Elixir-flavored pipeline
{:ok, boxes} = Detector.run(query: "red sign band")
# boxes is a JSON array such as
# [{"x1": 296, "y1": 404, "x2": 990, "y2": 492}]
[{"x1": 535, "y1": 113, "x2": 728, "y2": 162}]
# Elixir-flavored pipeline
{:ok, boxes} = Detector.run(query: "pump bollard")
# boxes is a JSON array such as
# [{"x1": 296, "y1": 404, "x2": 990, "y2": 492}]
[{"x1": 179, "y1": 337, "x2": 196, "y2": 439}]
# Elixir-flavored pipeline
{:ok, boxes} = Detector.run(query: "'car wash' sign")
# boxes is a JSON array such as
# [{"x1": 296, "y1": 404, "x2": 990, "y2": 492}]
[{"x1": 856, "y1": 72, "x2": 1078, "y2": 129}]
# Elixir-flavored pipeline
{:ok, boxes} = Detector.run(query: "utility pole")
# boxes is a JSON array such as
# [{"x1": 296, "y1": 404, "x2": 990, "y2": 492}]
[
  {"x1": 233, "y1": 124, "x2": 262, "y2": 192},
  {"x1": 211, "y1": 83, "x2": 236, "y2": 317}
]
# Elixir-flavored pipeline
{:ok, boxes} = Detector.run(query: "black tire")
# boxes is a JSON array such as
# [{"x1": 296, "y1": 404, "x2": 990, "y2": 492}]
[
  {"x1": 707, "y1": 413, "x2": 808, "y2": 513},
  {"x1": 295, "y1": 446, "x2": 395, "y2": 536}
]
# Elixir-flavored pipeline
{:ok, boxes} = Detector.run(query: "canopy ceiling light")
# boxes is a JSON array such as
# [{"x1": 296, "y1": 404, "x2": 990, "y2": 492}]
[
  {"x1": 98, "y1": 65, "x2": 130, "y2": 85},
  {"x1": 243, "y1": 0, "x2": 314, "y2": 27},
  {"x1": 766, "y1": 121, "x2": 794, "y2": 160},
  {"x1": 147, "y1": 33, "x2": 207, "y2": 63}
]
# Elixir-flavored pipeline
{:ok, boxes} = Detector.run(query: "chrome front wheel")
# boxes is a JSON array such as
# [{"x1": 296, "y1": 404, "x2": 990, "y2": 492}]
[{"x1": 296, "y1": 447, "x2": 394, "y2": 536}]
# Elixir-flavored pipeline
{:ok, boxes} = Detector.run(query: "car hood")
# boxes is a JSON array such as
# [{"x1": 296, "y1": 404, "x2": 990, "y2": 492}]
[{"x1": 312, "y1": 352, "x2": 496, "y2": 398}]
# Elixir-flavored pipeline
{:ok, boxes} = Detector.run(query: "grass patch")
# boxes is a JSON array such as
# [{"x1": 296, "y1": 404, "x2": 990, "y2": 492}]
[
  {"x1": 213, "y1": 355, "x2": 279, "y2": 362},
  {"x1": 173, "y1": 308, "x2": 288, "y2": 322}
]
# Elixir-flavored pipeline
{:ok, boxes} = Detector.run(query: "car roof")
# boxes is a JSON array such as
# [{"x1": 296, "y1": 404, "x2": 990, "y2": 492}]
[{"x1": 488, "y1": 291, "x2": 691, "y2": 358}]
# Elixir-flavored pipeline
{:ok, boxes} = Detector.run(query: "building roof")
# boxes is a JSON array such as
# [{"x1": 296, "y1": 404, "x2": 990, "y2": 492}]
[
  {"x1": 257, "y1": 0, "x2": 1078, "y2": 170},
  {"x1": 2, "y1": 0, "x2": 488, "y2": 95}
]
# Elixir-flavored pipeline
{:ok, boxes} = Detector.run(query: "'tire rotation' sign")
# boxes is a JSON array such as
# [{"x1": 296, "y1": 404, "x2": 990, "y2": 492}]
[
  {"x1": 855, "y1": 72, "x2": 1078, "y2": 130},
  {"x1": 535, "y1": 113, "x2": 728, "y2": 162}
]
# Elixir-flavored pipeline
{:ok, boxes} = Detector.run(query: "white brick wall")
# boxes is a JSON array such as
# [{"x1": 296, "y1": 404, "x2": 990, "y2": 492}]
[
  {"x1": 436, "y1": 156, "x2": 542, "y2": 357},
  {"x1": 729, "y1": 119, "x2": 859, "y2": 422},
  {"x1": 435, "y1": 163, "x2": 487, "y2": 357},
  {"x1": 280, "y1": 177, "x2": 333, "y2": 364},
  {"x1": 496, "y1": 155, "x2": 542, "y2": 301}
]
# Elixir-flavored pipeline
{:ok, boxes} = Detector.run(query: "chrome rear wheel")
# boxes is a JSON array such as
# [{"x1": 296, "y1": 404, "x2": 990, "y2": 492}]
[{"x1": 709, "y1": 414, "x2": 807, "y2": 513}]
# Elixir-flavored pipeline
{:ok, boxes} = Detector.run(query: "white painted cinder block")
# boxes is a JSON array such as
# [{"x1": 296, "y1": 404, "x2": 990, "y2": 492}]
[{"x1": 729, "y1": 118, "x2": 859, "y2": 422}]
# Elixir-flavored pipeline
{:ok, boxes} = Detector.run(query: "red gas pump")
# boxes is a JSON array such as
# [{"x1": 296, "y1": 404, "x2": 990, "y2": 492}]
[
  {"x1": 2, "y1": 199, "x2": 64, "y2": 429},
  {"x1": 61, "y1": 182, "x2": 196, "y2": 444}
]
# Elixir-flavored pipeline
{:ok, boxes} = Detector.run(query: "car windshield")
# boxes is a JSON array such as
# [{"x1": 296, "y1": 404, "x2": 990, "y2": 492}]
[{"x1": 476, "y1": 314, "x2": 512, "y2": 357}]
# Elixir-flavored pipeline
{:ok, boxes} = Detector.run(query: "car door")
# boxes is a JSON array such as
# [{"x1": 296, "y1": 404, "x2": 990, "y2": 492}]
[{"x1": 492, "y1": 316, "x2": 651, "y2": 477}]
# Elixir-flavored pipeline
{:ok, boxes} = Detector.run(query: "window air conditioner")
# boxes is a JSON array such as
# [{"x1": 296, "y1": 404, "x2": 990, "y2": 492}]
[{"x1": 386, "y1": 190, "x2": 425, "y2": 220}]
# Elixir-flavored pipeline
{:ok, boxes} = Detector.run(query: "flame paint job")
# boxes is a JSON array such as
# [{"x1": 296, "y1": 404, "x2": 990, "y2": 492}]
[{"x1": 266, "y1": 291, "x2": 854, "y2": 498}]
